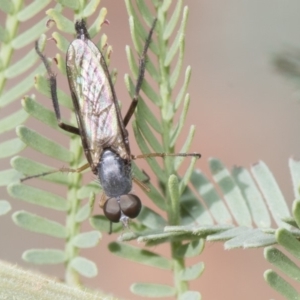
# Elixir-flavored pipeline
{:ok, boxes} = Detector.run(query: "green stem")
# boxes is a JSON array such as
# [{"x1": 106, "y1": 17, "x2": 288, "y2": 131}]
[
  {"x1": 65, "y1": 132, "x2": 83, "y2": 285},
  {"x1": 172, "y1": 242, "x2": 189, "y2": 295},
  {"x1": 156, "y1": 4, "x2": 187, "y2": 298}
]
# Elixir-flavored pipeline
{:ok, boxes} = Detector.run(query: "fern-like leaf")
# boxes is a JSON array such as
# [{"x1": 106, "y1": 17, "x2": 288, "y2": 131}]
[{"x1": 7, "y1": 1, "x2": 107, "y2": 285}]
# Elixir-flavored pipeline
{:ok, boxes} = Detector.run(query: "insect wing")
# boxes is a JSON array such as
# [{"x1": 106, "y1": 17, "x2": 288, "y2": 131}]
[{"x1": 66, "y1": 39, "x2": 126, "y2": 169}]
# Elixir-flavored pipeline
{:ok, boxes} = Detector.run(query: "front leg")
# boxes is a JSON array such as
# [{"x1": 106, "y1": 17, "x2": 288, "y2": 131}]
[{"x1": 35, "y1": 41, "x2": 80, "y2": 136}]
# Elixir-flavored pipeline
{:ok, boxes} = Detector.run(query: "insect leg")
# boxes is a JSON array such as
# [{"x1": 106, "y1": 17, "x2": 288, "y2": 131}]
[
  {"x1": 141, "y1": 170, "x2": 151, "y2": 183},
  {"x1": 109, "y1": 222, "x2": 113, "y2": 235},
  {"x1": 59, "y1": 163, "x2": 90, "y2": 173},
  {"x1": 132, "y1": 152, "x2": 201, "y2": 160},
  {"x1": 123, "y1": 18, "x2": 157, "y2": 127},
  {"x1": 133, "y1": 177, "x2": 150, "y2": 193},
  {"x1": 99, "y1": 193, "x2": 106, "y2": 208},
  {"x1": 35, "y1": 41, "x2": 80, "y2": 135},
  {"x1": 21, "y1": 163, "x2": 90, "y2": 182}
]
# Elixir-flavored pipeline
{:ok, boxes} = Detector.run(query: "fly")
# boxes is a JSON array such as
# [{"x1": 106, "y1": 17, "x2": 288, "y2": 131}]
[{"x1": 31, "y1": 18, "x2": 200, "y2": 228}]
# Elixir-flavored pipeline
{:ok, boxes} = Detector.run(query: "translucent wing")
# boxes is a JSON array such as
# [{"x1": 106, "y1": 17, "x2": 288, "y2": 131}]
[{"x1": 66, "y1": 38, "x2": 128, "y2": 170}]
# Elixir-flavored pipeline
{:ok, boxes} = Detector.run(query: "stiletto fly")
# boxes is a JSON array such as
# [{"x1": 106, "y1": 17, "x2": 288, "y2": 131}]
[{"x1": 30, "y1": 18, "x2": 201, "y2": 228}]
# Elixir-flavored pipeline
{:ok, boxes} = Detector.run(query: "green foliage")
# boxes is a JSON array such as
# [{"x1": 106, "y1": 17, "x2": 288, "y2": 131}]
[
  {"x1": 0, "y1": 0, "x2": 50, "y2": 210},
  {"x1": 69, "y1": 256, "x2": 98, "y2": 278},
  {"x1": 131, "y1": 283, "x2": 176, "y2": 298},
  {"x1": 13, "y1": 211, "x2": 67, "y2": 237},
  {"x1": 5, "y1": 0, "x2": 106, "y2": 287},
  {"x1": 1, "y1": 1, "x2": 300, "y2": 299},
  {"x1": 0, "y1": 200, "x2": 11, "y2": 215},
  {"x1": 264, "y1": 227, "x2": 300, "y2": 300},
  {"x1": 108, "y1": 242, "x2": 172, "y2": 269},
  {"x1": 23, "y1": 249, "x2": 66, "y2": 264},
  {"x1": 0, "y1": 260, "x2": 110, "y2": 300}
]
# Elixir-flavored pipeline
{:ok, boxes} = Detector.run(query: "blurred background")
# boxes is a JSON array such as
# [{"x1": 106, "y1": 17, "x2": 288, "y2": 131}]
[{"x1": 1, "y1": 0, "x2": 300, "y2": 299}]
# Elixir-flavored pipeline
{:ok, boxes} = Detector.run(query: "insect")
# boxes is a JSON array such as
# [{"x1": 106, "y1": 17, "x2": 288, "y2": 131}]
[{"x1": 33, "y1": 18, "x2": 200, "y2": 228}]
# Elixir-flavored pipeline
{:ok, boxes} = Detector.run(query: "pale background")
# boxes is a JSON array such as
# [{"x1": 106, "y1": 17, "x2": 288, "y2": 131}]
[{"x1": 1, "y1": 0, "x2": 300, "y2": 299}]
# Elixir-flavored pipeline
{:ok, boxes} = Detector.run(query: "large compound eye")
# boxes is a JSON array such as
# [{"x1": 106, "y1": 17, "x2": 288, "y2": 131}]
[
  {"x1": 119, "y1": 194, "x2": 142, "y2": 219},
  {"x1": 103, "y1": 198, "x2": 121, "y2": 223}
]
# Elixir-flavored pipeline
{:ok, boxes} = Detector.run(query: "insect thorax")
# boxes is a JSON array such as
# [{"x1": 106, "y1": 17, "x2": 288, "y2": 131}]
[{"x1": 98, "y1": 149, "x2": 132, "y2": 198}]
